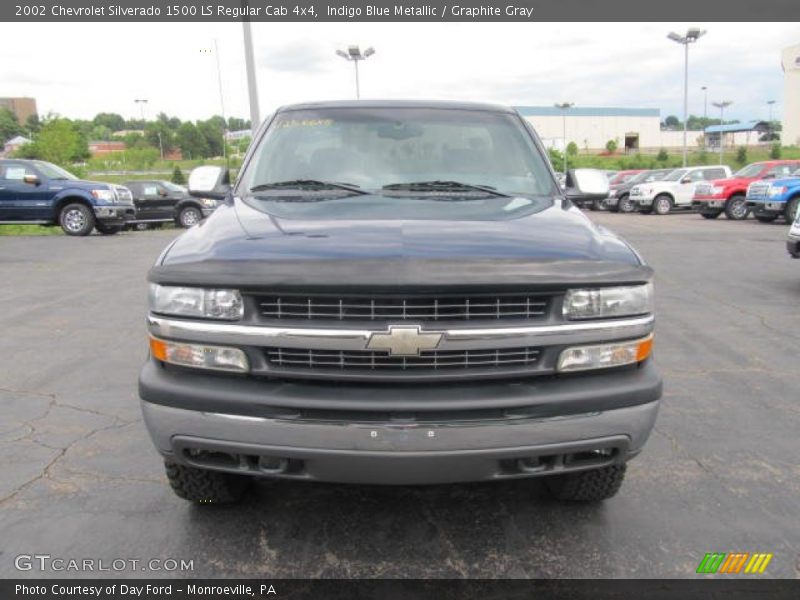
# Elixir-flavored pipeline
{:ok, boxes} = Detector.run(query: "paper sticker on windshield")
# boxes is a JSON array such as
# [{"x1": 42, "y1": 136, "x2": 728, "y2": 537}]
[
  {"x1": 4, "y1": 167, "x2": 26, "y2": 180},
  {"x1": 277, "y1": 119, "x2": 334, "y2": 129}
]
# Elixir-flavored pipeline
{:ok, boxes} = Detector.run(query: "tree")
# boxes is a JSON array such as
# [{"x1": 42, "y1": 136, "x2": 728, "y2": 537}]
[
  {"x1": 657, "y1": 148, "x2": 669, "y2": 162},
  {"x1": 93, "y1": 112, "x2": 126, "y2": 132},
  {"x1": 22, "y1": 118, "x2": 89, "y2": 166},
  {"x1": 605, "y1": 139, "x2": 618, "y2": 154},
  {"x1": 89, "y1": 125, "x2": 112, "y2": 141},
  {"x1": 664, "y1": 115, "x2": 680, "y2": 129},
  {"x1": 736, "y1": 146, "x2": 747, "y2": 165},
  {"x1": 176, "y1": 122, "x2": 209, "y2": 159},
  {"x1": 25, "y1": 113, "x2": 42, "y2": 135},
  {"x1": 171, "y1": 166, "x2": 186, "y2": 184},
  {"x1": 0, "y1": 108, "x2": 22, "y2": 143},
  {"x1": 124, "y1": 146, "x2": 159, "y2": 170},
  {"x1": 145, "y1": 121, "x2": 175, "y2": 154},
  {"x1": 566, "y1": 141, "x2": 578, "y2": 156},
  {"x1": 769, "y1": 143, "x2": 782, "y2": 160}
]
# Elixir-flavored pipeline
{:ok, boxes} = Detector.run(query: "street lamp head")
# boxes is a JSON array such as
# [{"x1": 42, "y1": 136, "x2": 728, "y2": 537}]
[
  {"x1": 363, "y1": 47, "x2": 375, "y2": 58},
  {"x1": 335, "y1": 49, "x2": 349, "y2": 59},
  {"x1": 667, "y1": 32, "x2": 684, "y2": 43},
  {"x1": 686, "y1": 28, "x2": 706, "y2": 41},
  {"x1": 554, "y1": 102, "x2": 574, "y2": 110},
  {"x1": 347, "y1": 45, "x2": 362, "y2": 59}
]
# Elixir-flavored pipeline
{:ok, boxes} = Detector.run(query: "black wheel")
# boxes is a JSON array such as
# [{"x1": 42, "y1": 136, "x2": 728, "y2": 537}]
[
  {"x1": 724, "y1": 194, "x2": 749, "y2": 220},
  {"x1": 59, "y1": 203, "x2": 95, "y2": 236},
  {"x1": 95, "y1": 222, "x2": 123, "y2": 235},
  {"x1": 590, "y1": 197, "x2": 607, "y2": 211},
  {"x1": 701, "y1": 212, "x2": 721, "y2": 219},
  {"x1": 653, "y1": 194, "x2": 673, "y2": 215},
  {"x1": 755, "y1": 214, "x2": 778, "y2": 223},
  {"x1": 165, "y1": 461, "x2": 251, "y2": 504},
  {"x1": 784, "y1": 198, "x2": 800, "y2": 223},
  {"x1": 178, "y1": 206, "x2": 202, "y2": 228},
  {"x1": 546, "y1": 464, "x2": 627, "y2": 502},
  {"x1": 618, "y1": 194, "x2": 635, "y2": 213}
]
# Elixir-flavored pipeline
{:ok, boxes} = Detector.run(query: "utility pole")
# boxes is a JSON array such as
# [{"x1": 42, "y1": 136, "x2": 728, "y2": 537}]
[
  {"x1": 134, "y1": 98, "x2": 148, "y2": 122},
  {"x1": 213, "y1": 39, "x2": 228, "y2": 163}
]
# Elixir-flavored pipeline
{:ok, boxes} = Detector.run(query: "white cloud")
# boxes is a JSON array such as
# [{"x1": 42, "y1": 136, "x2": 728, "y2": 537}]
[{"x1": 0, "y1": 22, "x2": 795, "y2": 123}]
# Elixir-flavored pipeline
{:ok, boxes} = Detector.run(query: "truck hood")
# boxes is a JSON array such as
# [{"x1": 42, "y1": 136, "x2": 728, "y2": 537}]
[
  {"x1": 150, "y1": 196, "x2": 650, "y2": 289},
  {"x1": 765, "y1": 176, "x2": 800, "y2": 188},
  {"x1": 706, "y1": 175, "x2": 760, "y2": 188}
]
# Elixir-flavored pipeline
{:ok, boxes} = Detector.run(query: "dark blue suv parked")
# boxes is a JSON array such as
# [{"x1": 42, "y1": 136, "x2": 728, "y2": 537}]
[{"x1": 0, "y1": 159, "x2": 135, "y2": 235}]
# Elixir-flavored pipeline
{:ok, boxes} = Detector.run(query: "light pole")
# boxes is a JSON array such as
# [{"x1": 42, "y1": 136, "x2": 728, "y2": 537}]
[
  {"x1": 134, "y1": 98, "x2": 148, "y2": 123},
  {"x1": 668, "y1": 28, "x2": 706, "y2": 167},
  {"x1": 767, "y1": 99, "x2": 776, "y2": 123},
  {"x1": 212, "y1": 39, "x2": 228, "y2": 162},
  {"x1": 242, "y1": 12, "x2": 261, "y2": 135},
  {"x1": 554, "y1": 102, "x2": 573, "y2": 175},
  {"x1": 701, "y1": 86, "x2": 708, "y2": 120},
  {"x1": 712, "y1": 100, "x2": 732, "y2": 164},
  {"x1": 336, "y1": 45, "x2": 375, "y2": 99}
]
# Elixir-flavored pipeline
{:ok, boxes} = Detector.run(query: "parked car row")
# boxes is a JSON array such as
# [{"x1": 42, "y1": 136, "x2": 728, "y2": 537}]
[{"x1": 0, "y1": 159, "x2": 219, "y2": 235}]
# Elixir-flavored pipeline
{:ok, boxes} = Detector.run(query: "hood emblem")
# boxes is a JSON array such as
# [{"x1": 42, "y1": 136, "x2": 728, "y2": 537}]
[{"x1": 366, "y1": 325, "x2": 443, "y2": 356}]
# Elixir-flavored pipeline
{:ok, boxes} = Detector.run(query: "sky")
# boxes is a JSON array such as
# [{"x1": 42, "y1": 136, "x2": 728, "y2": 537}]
[{"x1": 0, "y1": 22, "x2": 796, "y2": 125}]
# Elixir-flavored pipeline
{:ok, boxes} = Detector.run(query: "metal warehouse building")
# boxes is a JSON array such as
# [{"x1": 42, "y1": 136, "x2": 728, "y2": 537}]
[
  {"x1": 782, "y1": 43, "x2": 800, "y2": 147},
  {"x1": 515, "y1": 106, "x2": 704, "y2": 153}
]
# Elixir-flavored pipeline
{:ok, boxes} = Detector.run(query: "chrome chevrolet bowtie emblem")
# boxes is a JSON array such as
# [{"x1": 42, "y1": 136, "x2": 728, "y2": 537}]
[{"x1": 366, "y1": 325, "x2": 443, "y2": 356}]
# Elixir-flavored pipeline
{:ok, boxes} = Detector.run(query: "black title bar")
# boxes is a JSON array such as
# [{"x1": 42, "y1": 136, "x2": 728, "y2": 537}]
[{"x1": 2, "y1": 0, "x2": 798, "y2": 22}]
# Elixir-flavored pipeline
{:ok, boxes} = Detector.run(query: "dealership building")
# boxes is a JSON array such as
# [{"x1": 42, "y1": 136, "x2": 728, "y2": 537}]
[
  {"x1": 0, "y1": 97, "x2": 37, "y2": 125},
  {"x1": 782, "y1": 43, "x2": 800, "y2": 147}
]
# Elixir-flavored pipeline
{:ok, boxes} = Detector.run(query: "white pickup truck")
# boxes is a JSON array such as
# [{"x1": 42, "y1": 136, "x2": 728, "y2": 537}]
[{"x1": 630, "y1": 165, "x2": 731, "y2": 215}]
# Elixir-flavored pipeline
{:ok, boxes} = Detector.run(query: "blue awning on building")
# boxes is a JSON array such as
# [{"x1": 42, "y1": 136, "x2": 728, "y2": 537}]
[{"x1": 704, "y1": 121, "x2": 769, "y2": 134}]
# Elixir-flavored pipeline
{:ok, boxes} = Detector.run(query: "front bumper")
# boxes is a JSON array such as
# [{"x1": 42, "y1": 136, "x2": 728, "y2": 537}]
[
  {"x1": 139, "y1": 358, "x2": 662, "y2": 485},
  {"x1": 632, "y1": 195, "x2": 654, "y2": 207},
  {"x1": 691, "y1": 198, "x2": 725, "y2": 212},
  {"x1": 94, "y1": 204, "x2": 135, "y2": 223},
  {"x1": 748, "y1": 200, "x2": 785, "y2": 216}
]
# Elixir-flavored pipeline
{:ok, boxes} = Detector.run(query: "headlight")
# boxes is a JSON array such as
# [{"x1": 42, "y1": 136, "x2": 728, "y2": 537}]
[
  {"x1": 557, "y1": 334, "x2": 653, "y2": 372},
  {"x1": 150, "y1": 337, "x2": 249, "y2": 372},
  {"x1": 149, "y1": 284, "x2": 243, "y2": 320},
  {"x1": 91, "y1": 189, "x2": 115, "y2": 203},
  {"x1": 563, "y1": 283, "x2": 653, "y2": 320},
  {"x1": 608, "y1": 189, "x2": 618, "y2": 197},
  {"x1": 768, "y1": 186, "x2": 787, "y2": 197},
  {"x1": 710, "y1": 186, "x2": 725, "y2": 195}
]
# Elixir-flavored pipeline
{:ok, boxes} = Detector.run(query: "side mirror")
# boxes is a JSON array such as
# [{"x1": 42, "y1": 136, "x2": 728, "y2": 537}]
[
  {"x1": 680, "y1": 176, "x2": 692, "y2": 184},
  {"x1": 762, "y1": 173, "x2": 775, "y2": 179},
  {"x1": 565, "y1": 168, "x2": 610, "y2": 201},
  {"x1": 158, "y1": 189, "x2": 169, "y2": 197},
  {"x1": 188, "y1": 166, "x2": 231, "y2": 200},
  {"x1": 23, "y1": 174, "x2": 40, "y2": 186}
]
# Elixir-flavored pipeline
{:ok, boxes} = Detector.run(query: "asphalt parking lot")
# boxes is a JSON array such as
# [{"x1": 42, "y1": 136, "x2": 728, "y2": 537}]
[{"x1": 1, "y1": 211, "x2": 798, "y2": 579}]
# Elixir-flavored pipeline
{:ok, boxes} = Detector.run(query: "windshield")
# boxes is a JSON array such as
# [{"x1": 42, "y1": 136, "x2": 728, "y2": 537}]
[
  {"x1": 663, "y1": 169, "x2": 688, "y2": 182},
  {"x1": 238, "y1": 107, "x2": 556, "y2": 220},
  {"x1": 733, "y1": 164, "x2": 765, "y2": 178},
  {"x1": 34, "y1": 161, "x2": 77, "y2": 180}
]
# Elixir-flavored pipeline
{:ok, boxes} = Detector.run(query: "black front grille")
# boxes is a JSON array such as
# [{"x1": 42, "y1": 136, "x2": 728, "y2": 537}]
[
  {"x1": 265, "y1": 347, "x2": 541, "y2": 372},
  {"x1": 255, "y1": 293, "x2": 550, "y2": 322}
]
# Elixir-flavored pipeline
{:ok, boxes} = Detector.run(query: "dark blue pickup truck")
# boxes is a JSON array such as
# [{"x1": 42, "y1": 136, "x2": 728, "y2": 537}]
[{"x1": 0, "y1": 159, "x2": 135, "y2": 235}]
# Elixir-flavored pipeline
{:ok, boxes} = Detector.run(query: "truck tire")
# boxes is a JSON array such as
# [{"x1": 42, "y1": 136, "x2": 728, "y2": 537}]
[
  {"x1": 701, "y1": 212, "x2": 721, "y2": 219},
  {"x1": 785, "y1": 198, "x2": 799, "y2": 223},
  {"x1": 590, "y1": 197, "x2": 607, "y2": 211},
  {"x1": 618, "y1": 194, "x2": 635, "y2": 213},
  {"x1": 653, "y1": 195, "x2": 673, "y2": 215},
  {"x1": 177, "y1": 206, "x2": 202, "y2": 228},
  {"x1": 165, "y1": 461, "x2": 251, "y2": 504},
  {"x1": 755, "y1": 214, "x2": 778, "y2": 223},
  {"x1": 724, "y1": 194, "x2": 749, "y2": 220},
  {"x1": 95, "y1": 222, "x2": 123, "y2": 235},
  {"x1": 59, "y1": 203, "x2": 95, "y2": 236},
  {"x1": 546, "y1": 464, "x2": 627, "y2": 502}
]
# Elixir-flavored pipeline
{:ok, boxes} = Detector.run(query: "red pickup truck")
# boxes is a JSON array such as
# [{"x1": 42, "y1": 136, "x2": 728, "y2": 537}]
[{"x1": 691, "y1": 160, "x2": 800, "y2": 220}]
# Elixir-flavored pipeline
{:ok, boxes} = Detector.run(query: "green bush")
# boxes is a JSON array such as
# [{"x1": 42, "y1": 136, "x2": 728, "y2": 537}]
[
  {"x1": 171, "y1": 166, "x2": 186, "y2": 184},
  {"x1": 566, "y1": 142, "x2": 578, "y2": 156},
  {"x1": 736, "y1": 146, "x2": 747, "y2": 165},
  {"x1": 605, "y1": 139, "x2": 618, "y2": 154},
  {"x1": 769, "y1": 143, "x2": 782, "y2": 160},
  {"x1": 657, "y1": 148, "x2": 668, "y2": 162}
]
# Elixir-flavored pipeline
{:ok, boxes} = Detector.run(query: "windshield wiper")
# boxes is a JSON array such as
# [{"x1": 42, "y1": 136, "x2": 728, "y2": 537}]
[
  {"x1": 249, "y1": 179, "x2": 368, "y2": 195},
  {"x1": 382, "y1": 180, "x2": 511, "y2": 197}
]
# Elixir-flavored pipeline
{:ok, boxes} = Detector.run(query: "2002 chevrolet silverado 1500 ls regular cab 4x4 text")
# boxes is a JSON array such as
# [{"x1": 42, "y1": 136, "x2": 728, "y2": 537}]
[{"x1": 139, "y1": 101, "x2": 662, "y2": 504}]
